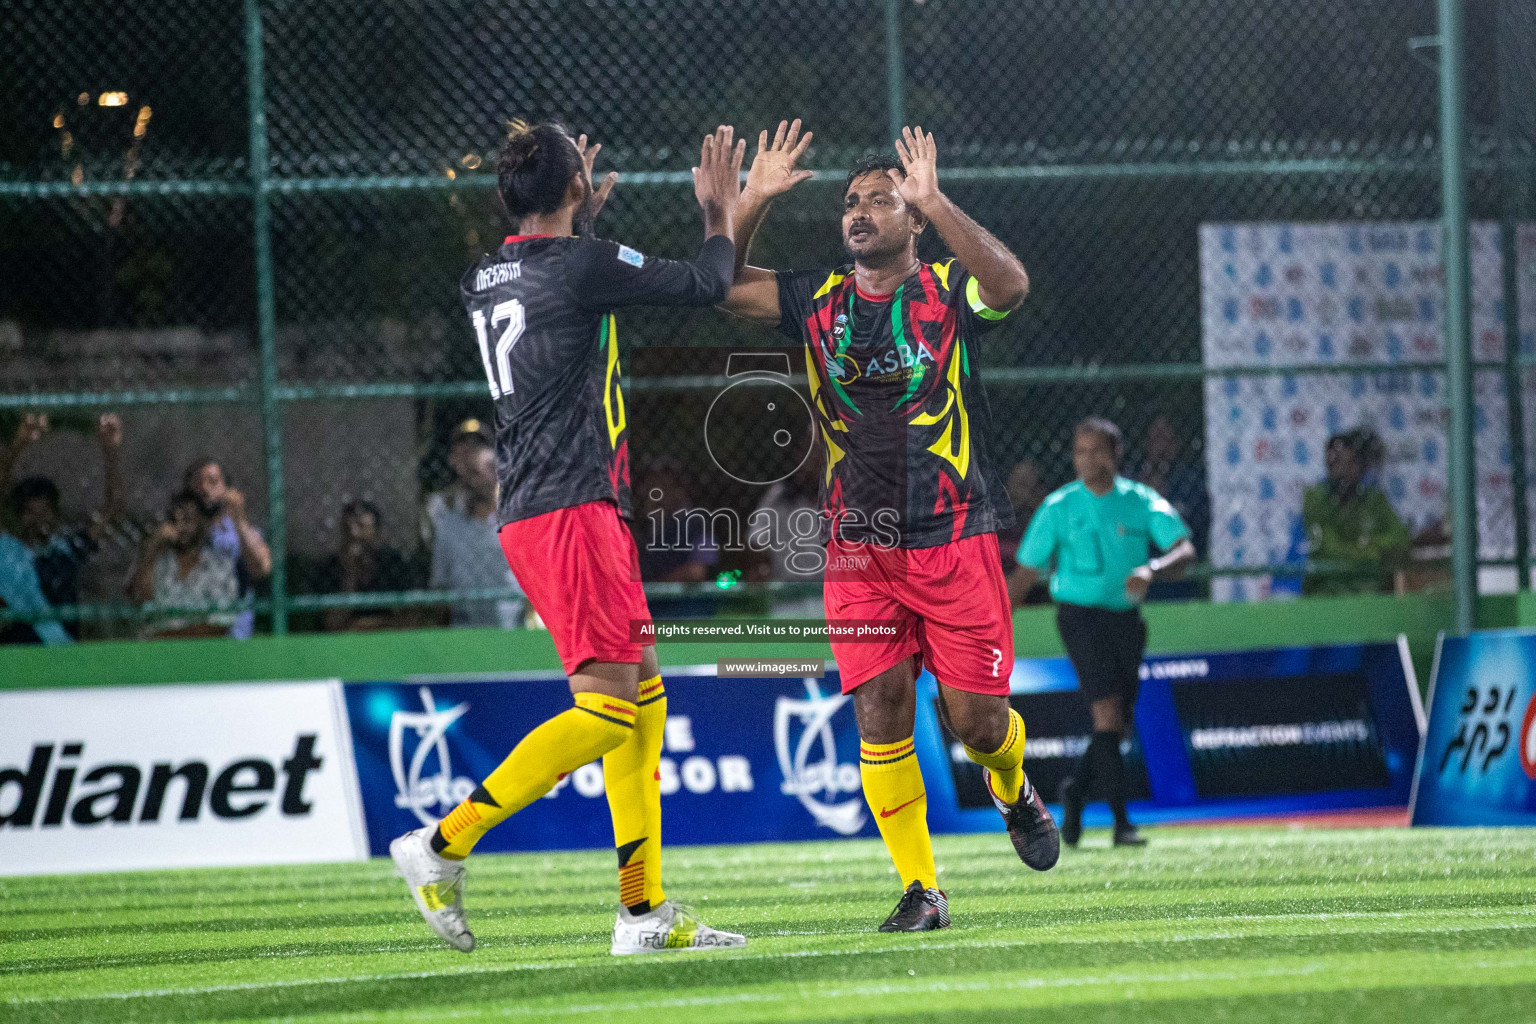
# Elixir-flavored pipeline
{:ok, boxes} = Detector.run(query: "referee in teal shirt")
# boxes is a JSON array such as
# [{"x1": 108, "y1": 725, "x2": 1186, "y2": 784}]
[{"x1": 1008, "y1": 418, "x2": 1196, "y2": 847}]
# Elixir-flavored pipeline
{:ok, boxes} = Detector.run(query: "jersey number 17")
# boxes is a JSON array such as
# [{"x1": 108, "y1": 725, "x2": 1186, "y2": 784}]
[{"x1": 470, "y1": 299, "x2": 525, "y2": 398}]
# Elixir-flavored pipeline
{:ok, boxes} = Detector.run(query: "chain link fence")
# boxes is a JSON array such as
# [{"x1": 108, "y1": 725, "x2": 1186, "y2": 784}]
[{"x1": 0, "y1": 0, "x2": 1529, "y2": 639}]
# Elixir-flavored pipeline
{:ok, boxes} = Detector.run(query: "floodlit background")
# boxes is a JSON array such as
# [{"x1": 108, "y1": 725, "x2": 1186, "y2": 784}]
[{"x1": 1, "y1": 0, "x2": 1533, "y2": 639}]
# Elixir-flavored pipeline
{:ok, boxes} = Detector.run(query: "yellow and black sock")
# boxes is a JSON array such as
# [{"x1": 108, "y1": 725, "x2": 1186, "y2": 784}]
[
  {"x1": 859, "y1": 737, "x2": 936, "y2": 890},
  {"x1": 965, "y1": 707, "x2": 1028, "y2": 804},
  {"x1": 432, "y1": 692, "x2": 637, "y2": 860},
  {"x1": 603, "y1": 675, "x2": 667, "y2": 914}
]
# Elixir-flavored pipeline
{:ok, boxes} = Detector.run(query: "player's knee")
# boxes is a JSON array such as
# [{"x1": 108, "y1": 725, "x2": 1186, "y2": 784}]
[{"x1": 948, "y1": 700, "x2": 1008, "y2": 752}]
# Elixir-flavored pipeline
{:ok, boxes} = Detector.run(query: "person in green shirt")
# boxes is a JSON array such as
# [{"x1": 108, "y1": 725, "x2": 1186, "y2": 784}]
[
  {"x1": 1302, "y1": 428, "x2": 1411, "y2": 596},
  {"x1": 1008, "y1": 418, "x2": 1196, "y2": 847}
]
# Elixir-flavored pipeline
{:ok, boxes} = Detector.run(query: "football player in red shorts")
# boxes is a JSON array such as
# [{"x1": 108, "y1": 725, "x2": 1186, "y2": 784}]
[
  {"x1": 390, "y1": 122, "x2": 748, "y2": 956},
  {"x1": 721, "y1": 120, "x2": 1059, "y2": 931}
]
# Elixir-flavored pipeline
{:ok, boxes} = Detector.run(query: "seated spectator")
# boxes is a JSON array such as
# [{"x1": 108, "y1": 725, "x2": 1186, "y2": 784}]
[
  {"x1": 0, "y1": 412, "x2": 125, "y2": 643},
  {"x1": 996, "y1": 458, "x2": 1050, "y2": 604},
  {"x1": 748, "y1": 459, "x2": 823, "y2": 618},
  {"x1": 634, "y1": 461, "x2": 719, "y2": 619},
  {"x1": 128, "y1": 489, "x2": 240, "y2": 639},
  {"x1": 0, "y1": 531, "x2": 71, "y2": 646},
  {"x1": 1302, "y1": 428, "x2": 1411, "y2": 596},
  {"x1": 1136, "y1": 414, "x2": 1210, "y2": 556},
  {"x1": 421, "y1": 418, "x2": 494, "y2": 547},
  {"x1": 184, "y1": 458, "x2": 273, "y2": 639},
  {"x1": 429, "y1": 438, "x2": 524, "y2": 628},
  {"x1": 319, "y1": 499, "x2": 413, "y2": 632}
]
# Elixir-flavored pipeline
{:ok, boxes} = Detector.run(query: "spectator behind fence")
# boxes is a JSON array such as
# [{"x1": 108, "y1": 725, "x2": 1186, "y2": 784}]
[
  {"x1": 421, "y1": 418, "x2": 494, "y2": 547},
  {"x1": 319, "y1": 499, "x2": 413, "y2": 632},
  {"x1": 185, "y1": 458, "x2": 273, "y2": 639},
  {"x1": 429, "y1": 437, "x2": 525, "y2": 628},
  {"x1": 995, "y1": 458, "x2": 1049, "y2": 604},
  {"x1": 1136, "y1": 413, "x2": 1210, "y2": 557},
  {"x1": 128, "y1": 489, "x2": 240, "y2": 639},
  {"x1": 1302, "y1": 427, "x2": 1411, "y2": 596},
  {"x1": 749, "y1": 458, "x2": 823, "y2": 618},
  {"x1": 0, "y1": 413, "x2": 126, "y2": 644}
]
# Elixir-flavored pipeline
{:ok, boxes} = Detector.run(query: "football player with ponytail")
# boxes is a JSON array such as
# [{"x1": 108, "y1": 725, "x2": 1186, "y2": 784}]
[{"x1": 390, "y1": 121, "x2": 749, "y2": 956}]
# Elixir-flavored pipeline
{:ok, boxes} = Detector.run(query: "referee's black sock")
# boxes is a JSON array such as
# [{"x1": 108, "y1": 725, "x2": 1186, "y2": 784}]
[{"x1": 1092, "y1": 730, "x2": 1131, "y2": 829}]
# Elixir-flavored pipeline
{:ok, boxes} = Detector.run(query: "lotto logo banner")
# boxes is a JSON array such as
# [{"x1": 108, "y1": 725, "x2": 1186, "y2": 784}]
[
  {"x1": 0, "y1": 682, "x2": 369, "y2": 876},
  {"x1": 344, "y1": 671, "x2": 876, "y2": 855},
  {"x1": 1411, "y1": 628, "x2": 1536, "y2": 826}
]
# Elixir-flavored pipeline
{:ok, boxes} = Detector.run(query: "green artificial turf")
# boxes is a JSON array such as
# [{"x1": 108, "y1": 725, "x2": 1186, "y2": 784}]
[{"x1": 2, "y1": 827, "x2": 1534, "y2": 1023}]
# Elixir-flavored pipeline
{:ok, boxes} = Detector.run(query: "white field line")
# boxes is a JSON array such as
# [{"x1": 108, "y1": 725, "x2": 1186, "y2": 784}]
[{"x1": 6, "y1": 907, "x2": 1535, "y2": 1007}]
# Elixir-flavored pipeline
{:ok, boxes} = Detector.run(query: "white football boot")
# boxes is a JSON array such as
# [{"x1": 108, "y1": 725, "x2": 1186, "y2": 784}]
[
  {"x1": 390, "y1": 826, "x2": 475, "y2": 952},
  {"x1": 610, "y1": 900, "x2": 747, "y2": 955}
]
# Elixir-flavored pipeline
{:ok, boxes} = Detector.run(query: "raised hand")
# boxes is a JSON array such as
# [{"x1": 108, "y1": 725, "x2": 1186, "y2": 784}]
[
  {"x1": 692, "y1": 125, "x2": 747, "y2": 216},
  {"x1": 97, "y1": 412, "x2": 122, "y2": 451},
  {"x1": 889, "y1": 125, "x2": 941, "y2": 211},
  {"x1": 574, "y1": 133, "x2": 619, "y2": 220},
  {"x1": 12, "y1": 412, "x2": 48, "y2": 450},
  {"x1": 745, "y1": 119, "x2": 814, "y2": 201}
]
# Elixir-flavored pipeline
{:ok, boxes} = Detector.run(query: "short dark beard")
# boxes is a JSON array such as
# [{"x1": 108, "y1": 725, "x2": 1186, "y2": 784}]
[{"x1": 845, "y1": 234, "x2": 916, "y2": 272}]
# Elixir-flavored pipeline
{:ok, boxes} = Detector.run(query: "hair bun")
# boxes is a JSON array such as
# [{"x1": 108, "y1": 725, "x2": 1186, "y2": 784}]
[{"x1": 502, "y1": 118, "x2": 539, "y2": 164}]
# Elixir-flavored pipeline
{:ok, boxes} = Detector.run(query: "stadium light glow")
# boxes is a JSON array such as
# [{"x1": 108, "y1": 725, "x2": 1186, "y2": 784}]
[{"x1": 98, "y1": 91, "x2": 128, "y2": 107}]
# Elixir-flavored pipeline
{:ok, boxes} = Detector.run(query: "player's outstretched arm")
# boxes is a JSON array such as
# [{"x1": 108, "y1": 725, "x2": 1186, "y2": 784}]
[
  {"x1": 719, "y1": 119, "x2": 814, "y2": 326},
  {"x1": 889, "y1": 126, "x2": 1029, "y2": 311},
  {"x1": 570, "y1": 128, "x2": 745, "y2": 310}
]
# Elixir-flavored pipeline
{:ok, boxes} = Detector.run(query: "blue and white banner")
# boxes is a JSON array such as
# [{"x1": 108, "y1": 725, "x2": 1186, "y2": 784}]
[
  {"x1": 918, "y1": 640, "x2": 1424, "y2": 832},
  {"x1": 344, "y1": 672, "x2": 877, "y2": 856},
  {"x1": 1199, "y1": 221, "x2": 1536, "y2": 601},
  {"x1": 343, "y1": 639, "x2": 1425, "y2": 855},
  {"x1": 1411, "y1": 628, "x2": 1536, "y2": 826}
]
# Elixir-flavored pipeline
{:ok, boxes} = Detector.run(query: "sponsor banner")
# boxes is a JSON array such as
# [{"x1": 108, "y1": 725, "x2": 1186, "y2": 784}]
[
  {"x1": 0, "y1": 682, "x2": 368, "y2": 876},
  {"x1": 1199, "y1": 222, "x2": 1536, "y2": 601},
  {"x1": 1411, "y1": 628, "x2": 1536, "y2": 826},
  {"x1": 346, "y1": 641, "x2": 1423, "y2": 855},
  {"x1": 919, "y1": 640, "x2": 1423, "y2": 832},
  {"x1": 344, "y1": 672, "x2": 878, "y2": 855}
]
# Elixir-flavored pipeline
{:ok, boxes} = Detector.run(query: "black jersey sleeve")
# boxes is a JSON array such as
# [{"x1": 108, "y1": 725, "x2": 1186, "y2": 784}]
[
  {"x1": 774, "y1": 269, "x2": 826, "y2": 339},
  {"x1": 567, "y1": 234, "x2": 733, "y2": 312}
]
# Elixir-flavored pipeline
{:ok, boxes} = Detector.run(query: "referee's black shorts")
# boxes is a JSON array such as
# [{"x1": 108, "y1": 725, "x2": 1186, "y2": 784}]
[{"x1": 1056, "y1": 602, "x2": 1148, "y2": 705}]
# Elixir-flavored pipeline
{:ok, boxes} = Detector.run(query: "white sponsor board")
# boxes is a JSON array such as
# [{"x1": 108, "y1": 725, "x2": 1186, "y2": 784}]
[
  {"x1": 0, "y1": 681, "x2": 368, "y2": 875},
  {"x1": 1200, "y1": 221, "x2": 1536, "y2": 601}
]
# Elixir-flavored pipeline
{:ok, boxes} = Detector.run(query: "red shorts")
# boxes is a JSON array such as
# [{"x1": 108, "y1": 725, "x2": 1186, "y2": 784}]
[
  {"x1": 824, "y1": 531, "x2": 1014, "y2": 696},
  {"x1": 498, "y1": 501, "x2": 652, "y2": 675}
]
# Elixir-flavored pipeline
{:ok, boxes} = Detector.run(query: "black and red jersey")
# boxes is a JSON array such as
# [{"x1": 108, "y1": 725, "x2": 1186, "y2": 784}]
[
  {"x1": 460, "y1": 233, "x2": 733, "y2": 526},
  {"x1": 775, "y1": 259, "x2": 1015, "y2": 549}
]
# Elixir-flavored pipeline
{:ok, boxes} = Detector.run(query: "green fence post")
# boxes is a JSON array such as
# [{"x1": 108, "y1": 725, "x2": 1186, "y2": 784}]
[
  {"x1": 1501, "y1": 224, "x2": 1530, "y2": 592},
  {"x1": 1440, "y1": 0, "x2": 1478, "y2": 633},
  {"x1": 1500, "y1": 0, "x2": 1532, "y2": 593},
  {"x1": 884, "y1": 0, "x2": 905, "y2": 146},
  {"x1": 245, "y1": 0, "x2": 288, "y2": 634}
]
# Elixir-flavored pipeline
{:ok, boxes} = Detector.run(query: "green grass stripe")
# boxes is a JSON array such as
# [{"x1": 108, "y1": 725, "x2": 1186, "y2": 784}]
[
  {"x1": 5, "y1": 910, "x2": 1533, "y2": 1010},
  {"x1": 4, "y1": 868, "x2": 1530, "y2": 955},
  {"x1": 248, "y1": 949, "x2": 1536, "y2": 1023},
  {"x1": 1, "y1": 828, "x2": 1532, "y2": 1023}
]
